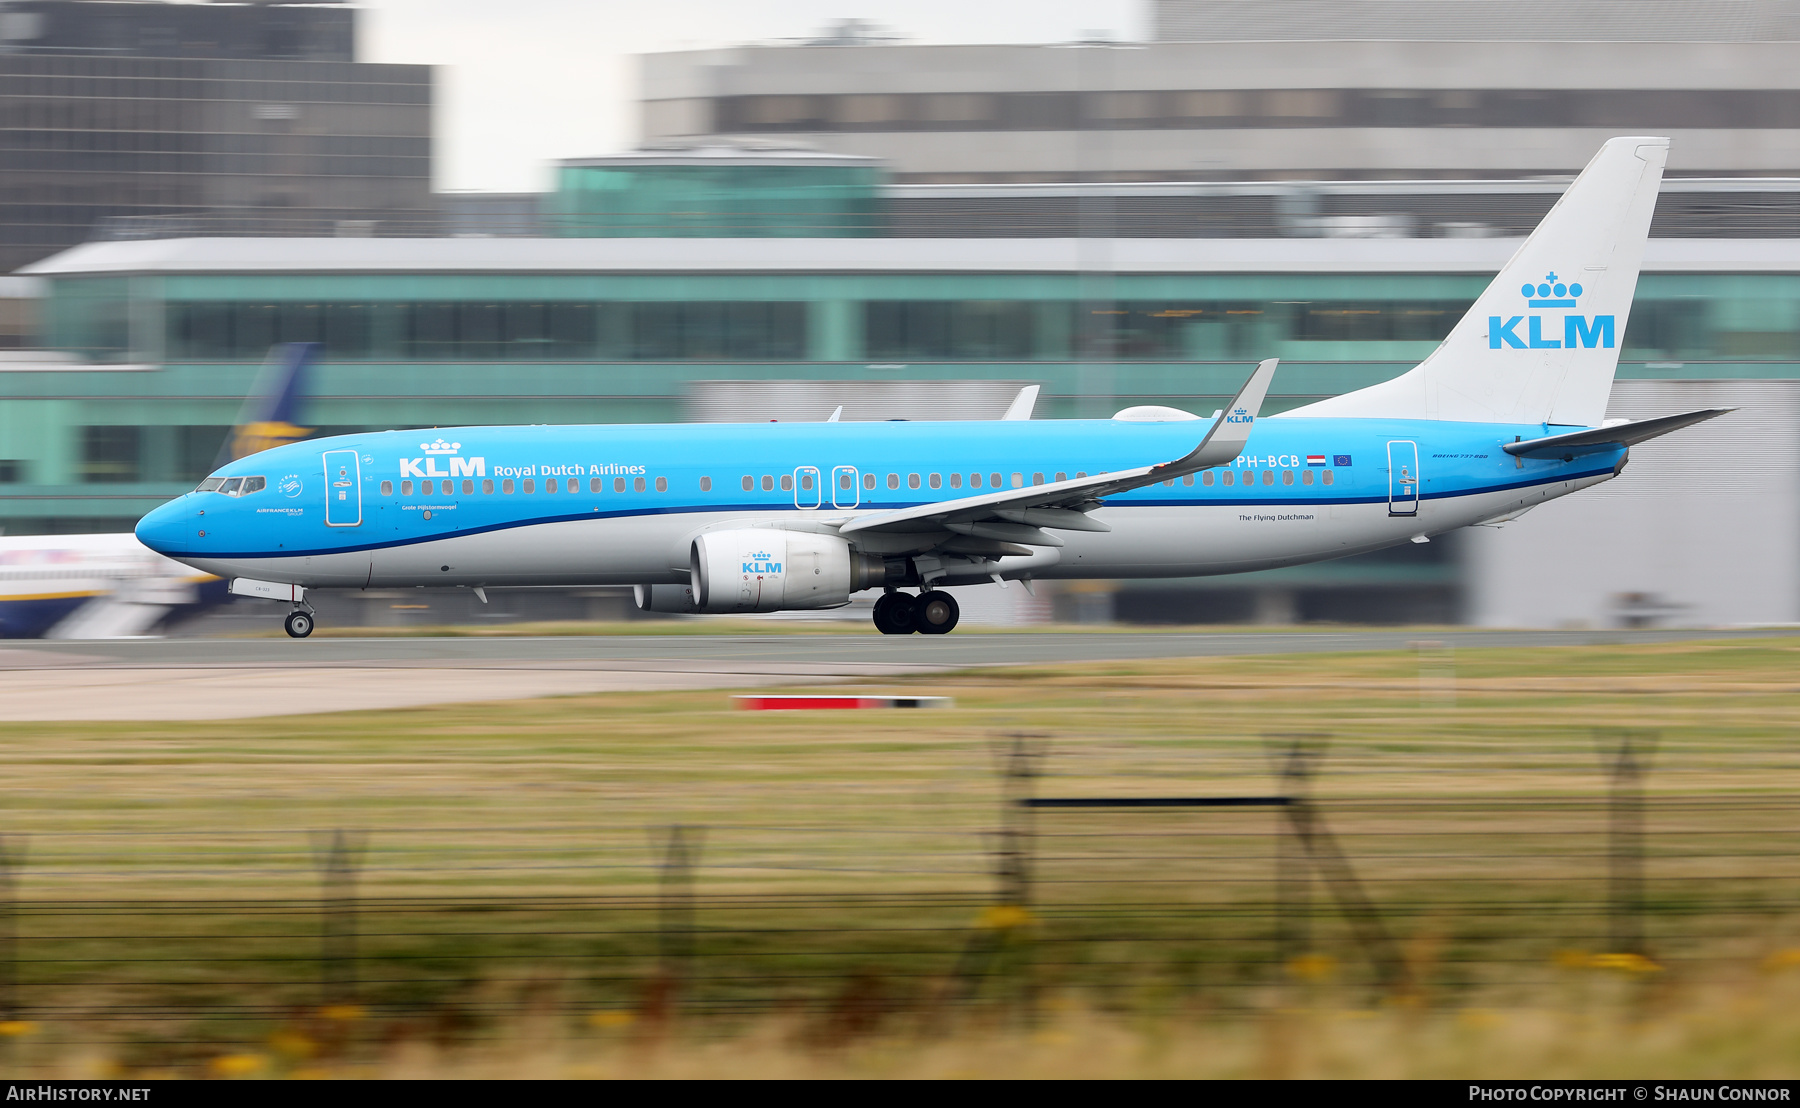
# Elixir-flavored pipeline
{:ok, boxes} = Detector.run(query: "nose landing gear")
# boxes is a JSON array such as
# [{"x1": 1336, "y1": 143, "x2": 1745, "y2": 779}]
[
  {"x1": 872, "y1": 589, "x2": 960, "y2": 635},
  {"x1": 283, "y1": 606, "x2": 315, "y2": 639}
]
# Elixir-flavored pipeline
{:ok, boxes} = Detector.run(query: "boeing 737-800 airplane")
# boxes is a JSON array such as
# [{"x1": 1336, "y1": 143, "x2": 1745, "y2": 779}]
[{"x1": 134, "y1": 136, "x2": 1726, "y2": 638}]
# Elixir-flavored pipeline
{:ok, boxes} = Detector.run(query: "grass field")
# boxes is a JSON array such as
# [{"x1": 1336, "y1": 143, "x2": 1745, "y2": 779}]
[{"x1": 3, "y1": 636, "x2": 1800, "y2": 1076}]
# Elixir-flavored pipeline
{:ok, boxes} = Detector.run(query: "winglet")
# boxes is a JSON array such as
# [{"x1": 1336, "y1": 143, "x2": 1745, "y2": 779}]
[
  {"x1": 1001, "y1": 385, "x2": 1040, "y2": 421},
  {"x1": 826, "y1": 405, "x2": 843, "y2": 423},
  {"x1": 1156, "y1": 358, "x2": 1278, "y2": 477}
]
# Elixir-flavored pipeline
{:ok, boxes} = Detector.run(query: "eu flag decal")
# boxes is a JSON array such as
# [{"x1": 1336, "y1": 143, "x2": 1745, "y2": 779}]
[{"x1": 1333, "y1": 455, "x2": 1352, "y2": 467}]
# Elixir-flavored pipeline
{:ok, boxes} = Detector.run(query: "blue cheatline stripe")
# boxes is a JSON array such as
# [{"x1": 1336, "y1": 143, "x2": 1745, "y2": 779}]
[{"x1": 199, "y1": 467, "x2": 1604, "y2": 562}]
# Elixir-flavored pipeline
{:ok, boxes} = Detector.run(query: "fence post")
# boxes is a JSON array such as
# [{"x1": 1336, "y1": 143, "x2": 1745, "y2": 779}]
[
  {"x1": 1268, "y1": 735, "x2": 1324, "y2": 970},
  {"x1": 310, "y1": 830, "x2": 366, "y2": 1010},
  {"x1": 996, "y1": 734, "x2": 1043, "y2": 916},
  {"x1": 1597, "y1": 729, "x2": 1657, "y2": 956},
  {"x1": 0, "y1": 836, "x2": 23, "y2": 1023},
  {"x1": 653, "y1": 825, "x2": 702, "y2": 992}
]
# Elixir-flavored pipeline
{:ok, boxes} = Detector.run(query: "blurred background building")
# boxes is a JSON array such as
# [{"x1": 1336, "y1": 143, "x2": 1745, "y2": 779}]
[
  {"x1": 0, "y1": 0, "x2": 434, "y2": 274},
  {"x1": 4, "y1": 0, "x2": 1798, "y2": 629}
]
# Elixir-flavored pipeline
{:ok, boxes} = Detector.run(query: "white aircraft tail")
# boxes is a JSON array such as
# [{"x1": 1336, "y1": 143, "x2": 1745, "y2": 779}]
[{"x1": 1283, "y1": 136, "x2": 1669, "y2": 427}]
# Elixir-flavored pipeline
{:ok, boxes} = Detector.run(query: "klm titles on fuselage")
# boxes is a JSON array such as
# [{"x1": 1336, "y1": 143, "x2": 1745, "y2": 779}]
[{"x1": 1489, "y1": 272, "x2": 1615, "y2": 351}]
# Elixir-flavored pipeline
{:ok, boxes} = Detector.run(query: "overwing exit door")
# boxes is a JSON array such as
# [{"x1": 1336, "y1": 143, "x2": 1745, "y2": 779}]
[
  {"x1": 794, "y1": 466, "x2": 822, "y2": 509},
  {"x1": 1387, "y1": 440, "x2": 1419, "y2": 516},
  {"x1": 324, "y1": 449, "x2": 362, "y2": 527},
  {"x1": 831, "y1": 466, "x2": 859, "y2": 509}
]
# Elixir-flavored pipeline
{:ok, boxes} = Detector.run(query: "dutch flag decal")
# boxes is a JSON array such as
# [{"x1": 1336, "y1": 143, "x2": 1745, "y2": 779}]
[{"x1": 1306, "y1": 455, "x2": 1327, "y2": 466}]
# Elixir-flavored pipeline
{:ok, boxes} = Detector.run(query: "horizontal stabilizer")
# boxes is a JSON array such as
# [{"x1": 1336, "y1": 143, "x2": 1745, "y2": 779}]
[{"x1": 1503, "y1": 408, "x2": 1731, "y2": 455}]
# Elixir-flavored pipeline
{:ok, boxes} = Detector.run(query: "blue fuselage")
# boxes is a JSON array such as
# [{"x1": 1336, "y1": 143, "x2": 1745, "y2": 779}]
[{"x1": 134, "y1": 416, "x2": 1624, "y2": 589}]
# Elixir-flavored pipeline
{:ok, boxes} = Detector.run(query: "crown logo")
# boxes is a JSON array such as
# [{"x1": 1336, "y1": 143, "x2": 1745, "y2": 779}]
[
  {"x1": 1522, "y1": 272, "x2": 1582, "y2": 308},
  {"x1": 421, "y1": 438, "x2": 461, "y2": 455}
]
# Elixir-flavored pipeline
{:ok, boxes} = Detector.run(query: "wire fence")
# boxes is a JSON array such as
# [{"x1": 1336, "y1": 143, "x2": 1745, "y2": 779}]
[{"x1": 0, "y1": 727, "x2": 1794, "y2": 1062}]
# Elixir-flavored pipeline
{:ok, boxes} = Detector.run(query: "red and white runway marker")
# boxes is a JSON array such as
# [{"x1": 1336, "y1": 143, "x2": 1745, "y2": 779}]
[{"x1": 732, "y1": 694, "x2": 954, "y2": 711}]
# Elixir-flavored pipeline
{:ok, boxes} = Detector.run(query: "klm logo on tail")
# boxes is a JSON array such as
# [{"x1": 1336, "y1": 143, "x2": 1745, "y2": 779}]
[{"x1": 1489, "y1": 272, "x2": 1614, "y2": 351}]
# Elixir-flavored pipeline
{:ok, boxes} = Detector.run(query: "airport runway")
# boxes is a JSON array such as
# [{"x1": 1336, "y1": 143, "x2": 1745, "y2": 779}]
[{"x1": 0, "y1": 626, "x2": 1795, "y2": 722}]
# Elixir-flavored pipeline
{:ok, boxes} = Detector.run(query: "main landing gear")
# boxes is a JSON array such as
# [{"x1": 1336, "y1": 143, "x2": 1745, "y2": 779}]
[
  {"x1": 283, "y1": 606, "x2": 315, "y2": 639},
  {"x1": 873, "y1": 589, "x2": 960, "y2": 635}
]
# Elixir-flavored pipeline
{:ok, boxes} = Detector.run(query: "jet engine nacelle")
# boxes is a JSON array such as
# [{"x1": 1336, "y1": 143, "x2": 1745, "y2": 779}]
[{"x1": 689, "y1": 529, "x2": 883, "y2": 613}]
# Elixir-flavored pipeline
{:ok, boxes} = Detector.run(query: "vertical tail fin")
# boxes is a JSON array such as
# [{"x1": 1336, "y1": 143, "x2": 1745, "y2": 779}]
[{"x1": 1284, "y1": 136, "x2": 1668, "y2": 427}]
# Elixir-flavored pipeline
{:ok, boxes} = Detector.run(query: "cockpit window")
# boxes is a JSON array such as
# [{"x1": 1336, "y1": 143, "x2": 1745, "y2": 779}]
[{"x1": 198, "y1": 476, "x2": 266, "y2": 496}]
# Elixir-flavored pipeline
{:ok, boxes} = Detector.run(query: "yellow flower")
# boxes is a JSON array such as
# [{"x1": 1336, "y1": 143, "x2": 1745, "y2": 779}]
[
  {"x1": 1287, "y1": 953, "x2": 1337, "y2": 981},
  {"x1": 976, "y1": 905, "x2": 1032, "y2": 930},
  {"x1": 208, "y1": 1053, "x2": 267, "y2": 1077}
]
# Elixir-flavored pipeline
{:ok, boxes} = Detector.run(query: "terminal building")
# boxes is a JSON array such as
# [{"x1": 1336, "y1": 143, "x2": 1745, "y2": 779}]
[
  {"x1": 12, "y1": 228, "x2": 1796, "y2": 627},
  {"x1": 3, "y1": 1, "x2": 1797, "y2": 628}
]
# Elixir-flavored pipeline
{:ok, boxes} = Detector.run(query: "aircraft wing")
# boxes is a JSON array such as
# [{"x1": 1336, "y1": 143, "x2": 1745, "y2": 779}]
[
  {"x1": 1502, "y1": 408, "x2": 1732, "y2": 456},
  {"x1": 839, "y1": 359, "x2": 1277, "y2": 546}
]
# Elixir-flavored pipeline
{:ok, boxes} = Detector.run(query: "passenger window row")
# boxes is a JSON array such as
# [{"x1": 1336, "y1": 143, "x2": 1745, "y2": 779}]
[
  {"x1": 380, "y1": 476, "x2": 671, "y2": 497},
  {"x1": 371, "y1": 467, "x2": 1337, "y2": 501}
]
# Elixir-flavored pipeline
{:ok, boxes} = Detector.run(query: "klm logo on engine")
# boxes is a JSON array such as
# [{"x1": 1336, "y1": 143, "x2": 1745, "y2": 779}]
[
  {"x1": 1489, "y1": 272, "x2": 1614, "y2": 351},
  {"x1": 743, "y1": 550, "x2": 782, "y2": 575},
  {"x1": 399, "y1": 438, "x2": 485, "y2": 479}
]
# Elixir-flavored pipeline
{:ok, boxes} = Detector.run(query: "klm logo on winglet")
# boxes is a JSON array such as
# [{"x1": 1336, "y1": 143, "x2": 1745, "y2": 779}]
[
  {"x1": 1224, "y1": 406, "x2": 1253, "y2": 425},
  {"x1": 743, "y1": 550, "x2": 782, "y2": 575},
  {"x1": 1489, "y1": 272, "x2": 1614, "y2": 351}
]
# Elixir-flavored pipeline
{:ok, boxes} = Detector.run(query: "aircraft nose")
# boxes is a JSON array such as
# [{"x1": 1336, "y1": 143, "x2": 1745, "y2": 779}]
[{"x1": 135, "y1": 500, "x2": 189, "y2": 555}]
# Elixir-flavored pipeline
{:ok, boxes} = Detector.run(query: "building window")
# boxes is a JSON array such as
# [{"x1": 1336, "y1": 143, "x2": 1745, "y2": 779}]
[
  {"x1": 79, "y1": 426, "x2": 140, "y2": 483},
  {"x1": 864, "y1": 301, "x2": 1036, "y2": 360},
  {"x1": 629, "y1": 302, "x2": 806, "y2": 360}
]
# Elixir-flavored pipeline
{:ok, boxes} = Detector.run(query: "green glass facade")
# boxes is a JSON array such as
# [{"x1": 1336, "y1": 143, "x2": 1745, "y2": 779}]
[
  {"x1": 9, "y1": 264, "x2": 1800, "y2": 535},
  {"x1": 546, "y1": 162, "x2": 886, "y2": 237}
]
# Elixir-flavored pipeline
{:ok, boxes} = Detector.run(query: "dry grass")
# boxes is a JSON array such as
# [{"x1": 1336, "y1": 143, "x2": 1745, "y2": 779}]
[{"x1": 3, "y1": 636, "x2": 1800, "y2": 1076}]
